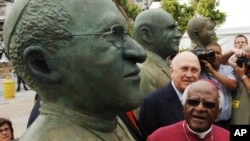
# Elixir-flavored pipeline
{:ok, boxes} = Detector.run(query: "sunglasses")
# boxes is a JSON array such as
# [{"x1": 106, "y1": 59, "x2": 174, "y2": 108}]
[{"x1": 186, "y1": 99, "x2": 217, "y2": 109}]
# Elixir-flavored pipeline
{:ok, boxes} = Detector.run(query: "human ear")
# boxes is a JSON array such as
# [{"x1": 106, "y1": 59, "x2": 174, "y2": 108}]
[
  {"x1": 23, "y1": 46, "x2": 62, "y2": 83},
  {"x1": 216, "y1": 108, "x2": 222, "y2": 119},
  {"x1": 140, "y1": 26, "x2": 154, "y2": 44}
]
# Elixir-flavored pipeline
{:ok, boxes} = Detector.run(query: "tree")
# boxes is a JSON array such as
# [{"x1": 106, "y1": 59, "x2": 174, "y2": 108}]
[
  {"x1": 113, "y1": 0, "x2": 142, "y2": 36},
  {"x1": 160, "y1": 0, "x2": 226, "y2": 34},
  {"x1": 113, "y1": 0, "x2": 142, "y2": 22},
  {"x1": 196, "y1": 0, "x2": 226, "y2": 26}
]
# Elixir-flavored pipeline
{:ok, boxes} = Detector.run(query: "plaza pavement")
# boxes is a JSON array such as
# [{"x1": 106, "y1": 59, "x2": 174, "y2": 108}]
[{"x1": 0, "y1": 77, "x2": 36, "y2": 139}]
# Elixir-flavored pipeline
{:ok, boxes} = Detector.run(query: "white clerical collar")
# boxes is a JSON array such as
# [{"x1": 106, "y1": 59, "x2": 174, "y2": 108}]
[{"x1": 187, "y1": 124, "x2": 212, "y2": 139}]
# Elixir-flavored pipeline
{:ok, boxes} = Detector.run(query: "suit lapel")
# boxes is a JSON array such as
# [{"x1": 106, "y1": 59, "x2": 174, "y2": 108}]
[{"x1": 163, "y1": 83, "x2": 184, "y2": 120}]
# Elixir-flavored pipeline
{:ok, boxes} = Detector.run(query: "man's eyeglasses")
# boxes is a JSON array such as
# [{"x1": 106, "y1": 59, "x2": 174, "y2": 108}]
[
  {"x1": 0, "y1": 128, "x2": 10, "y2": 134},
  {"x1": 186, "y1": 99, "x2": 217, "y2": 109},
  {"x1": 70, "y1": 24, "x2": 128, "y2": 48}
]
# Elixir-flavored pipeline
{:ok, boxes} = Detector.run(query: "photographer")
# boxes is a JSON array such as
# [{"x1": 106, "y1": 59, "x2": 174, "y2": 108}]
[
  {"x1": 199, "y1": 42, "x2": 237, "y2": 131},
  {"x1": 223, "y1": 34, "x2": 248, "y2": 65},
  {"x1": 231, "y1": 45, "x2": 250, "y2": 125}
]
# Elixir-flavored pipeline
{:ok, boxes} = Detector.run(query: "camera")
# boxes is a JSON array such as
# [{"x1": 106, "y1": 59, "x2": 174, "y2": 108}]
[
  {"x1": 192, "y1": 44, "x2": 215, "y2": 60},
  {"x1": 236, "y1": 56, "x2": 250, "y2": 70}
]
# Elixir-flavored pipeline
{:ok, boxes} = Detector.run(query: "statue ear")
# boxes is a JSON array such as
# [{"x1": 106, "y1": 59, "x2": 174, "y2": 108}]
[
  {"x1": 23, "y1": 46, "x2": 62, "y2": 83},
  {"x1": 140, "y1": 26, "x2": 154, "y2": 44},
  {"x1": 193, "y1": 30, "x2": 200, "y2": 39}
]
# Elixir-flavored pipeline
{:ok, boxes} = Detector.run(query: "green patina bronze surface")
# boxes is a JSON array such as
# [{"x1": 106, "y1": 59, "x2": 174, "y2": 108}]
[
  {"x1": 4, "y1": 0, "x2": 146, "y2": 140},
  {"x1": 186, "y1": 16, "x2": 216, "y2": 49},
  {"x1": 133, "y1": 9, "x2": 182, "y2": 97}
]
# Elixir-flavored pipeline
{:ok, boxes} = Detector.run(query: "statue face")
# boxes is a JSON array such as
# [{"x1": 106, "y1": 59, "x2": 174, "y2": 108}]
[
  {"x1": 154, "y1": 13, "x2": 182, "y2": 58},
  {"x1": 58, "y1": 0, "x2": 146, "y2": 114},
  {"x1": 198, "y1": 20, "x2": 216, "y2": 47}
]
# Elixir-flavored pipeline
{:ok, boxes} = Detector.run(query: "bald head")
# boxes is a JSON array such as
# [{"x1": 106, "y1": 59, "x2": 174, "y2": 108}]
[
  {"x1": 134, "y1": 9, "x2": 174, "y2": 31},
  {"x1": 171, "y1": 51, "x2": 200, "y2": 69},
  {"x1": 133, "y1": 9, "x2": 181, "y2": 58},
  {"x1": 170, "y1": 51, "x2": 201, "y2": 93}
]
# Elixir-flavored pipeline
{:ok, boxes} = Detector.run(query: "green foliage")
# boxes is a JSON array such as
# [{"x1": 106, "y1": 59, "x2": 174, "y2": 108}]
[
  {"x1": 114, "y1": 0, "x2": 142, "y2": 37},
  {"x1": 127, "y1": 5, "x2": 142, "y2": 21},
  {"x1": 116, "y1": 0, "x2": 128, "y2": 6},
  {"x1": 161, "y1": 0, "x2": 198, "y2": 34},
  {"x1": 160, "y1": 0, "x2": 226, "y2": 34},
  {"x1": 116, "y1": 0, "x2": 226, "y2": 39},
  {"x1": 196, "y1": 0, "x2": 226, "y2": 26},
  {"x1": 116, "y1": 0, "x2": 142, "y2": 21}
]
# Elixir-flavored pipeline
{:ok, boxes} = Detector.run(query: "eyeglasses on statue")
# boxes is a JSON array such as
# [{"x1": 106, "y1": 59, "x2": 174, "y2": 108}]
[
  {"x1": 186, "y1": 99, "x2": 217, "y2": 109},
  {"x1": 69, "y1": 24, "x2": 128, "y2": 48}
]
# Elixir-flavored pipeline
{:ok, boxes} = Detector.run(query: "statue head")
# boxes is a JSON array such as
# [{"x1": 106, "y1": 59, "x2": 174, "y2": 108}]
[
  {"x1": 186, "y1": 16, "x2": 216, "y2": 48},
  {"x1": 3, "y1": 0, "x2": 146, "y2": 120},
  {"x1": 134, "y1": 9, "x2": 182, "y2": 59}
]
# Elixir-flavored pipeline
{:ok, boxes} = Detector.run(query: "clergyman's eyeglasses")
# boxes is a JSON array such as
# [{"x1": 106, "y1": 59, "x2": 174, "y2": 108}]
[
  {"x1": 186, "y1": 99, "x2": 216, "y2": 109},
  {"x1": 70, "y1": 24, "x2": 128, "y2": 48},
  {"x1": 0, "y1": 128, "x2": 10, "y2": 134}
]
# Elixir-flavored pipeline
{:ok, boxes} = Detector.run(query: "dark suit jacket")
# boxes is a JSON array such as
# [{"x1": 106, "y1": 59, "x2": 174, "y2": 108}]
[
  {"x1": 119, "y1": 112, "x2": 147, "y2": 141},
  {"x1": 139, "y1": 82, "x2": 184, "y2": 136}
]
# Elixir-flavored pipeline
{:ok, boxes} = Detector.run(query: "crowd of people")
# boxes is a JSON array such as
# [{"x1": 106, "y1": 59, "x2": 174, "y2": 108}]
[{"x1": 2, "y1": 0, "x2": 250, "y2": 141}]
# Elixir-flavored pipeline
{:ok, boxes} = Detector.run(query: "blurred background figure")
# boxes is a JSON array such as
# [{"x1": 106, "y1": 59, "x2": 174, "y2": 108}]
[
  {"x1": 231, "y1": 45, "x2": 250, "y2": 125},
  {"x1": 16, "y1": 73, "x2": 28, "y2": 92},
  {"x1": 0, "y1": 117, "x2": 14, "y2": 141}
]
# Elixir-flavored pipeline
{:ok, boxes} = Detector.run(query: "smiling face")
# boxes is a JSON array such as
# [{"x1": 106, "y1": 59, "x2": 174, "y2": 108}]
[
  {"x1": 183, "y1": 81, "x2": 221, "y2": 132},
  {"x1": 205, "y1": 43, "x2": 222, "y2": 68},
  {"x1": 170, "y1": 51, "x2": 201, "y2": 93}
]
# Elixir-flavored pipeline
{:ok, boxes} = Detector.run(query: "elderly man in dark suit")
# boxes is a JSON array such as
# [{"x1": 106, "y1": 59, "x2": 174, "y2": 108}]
[{"x1": 139, "y1": 51, "x2": 201, "y2": 136}]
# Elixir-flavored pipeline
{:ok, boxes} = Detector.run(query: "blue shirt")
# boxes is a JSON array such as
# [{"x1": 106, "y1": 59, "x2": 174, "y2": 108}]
[{"x1": 200, "y1": 64, "x2": 236, "y2": 121}]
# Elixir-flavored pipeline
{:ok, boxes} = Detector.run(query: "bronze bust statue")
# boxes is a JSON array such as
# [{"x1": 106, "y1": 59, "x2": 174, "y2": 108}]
[
  {"x1": 4, "y1": 0, "x2": 146, "y2": 140},
  {"x1": 186, "y1": 16, "x2": 216, "y2": 49},
  {"x1": 134, "y1": 9, "x2": 182, "y2": 97}
]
